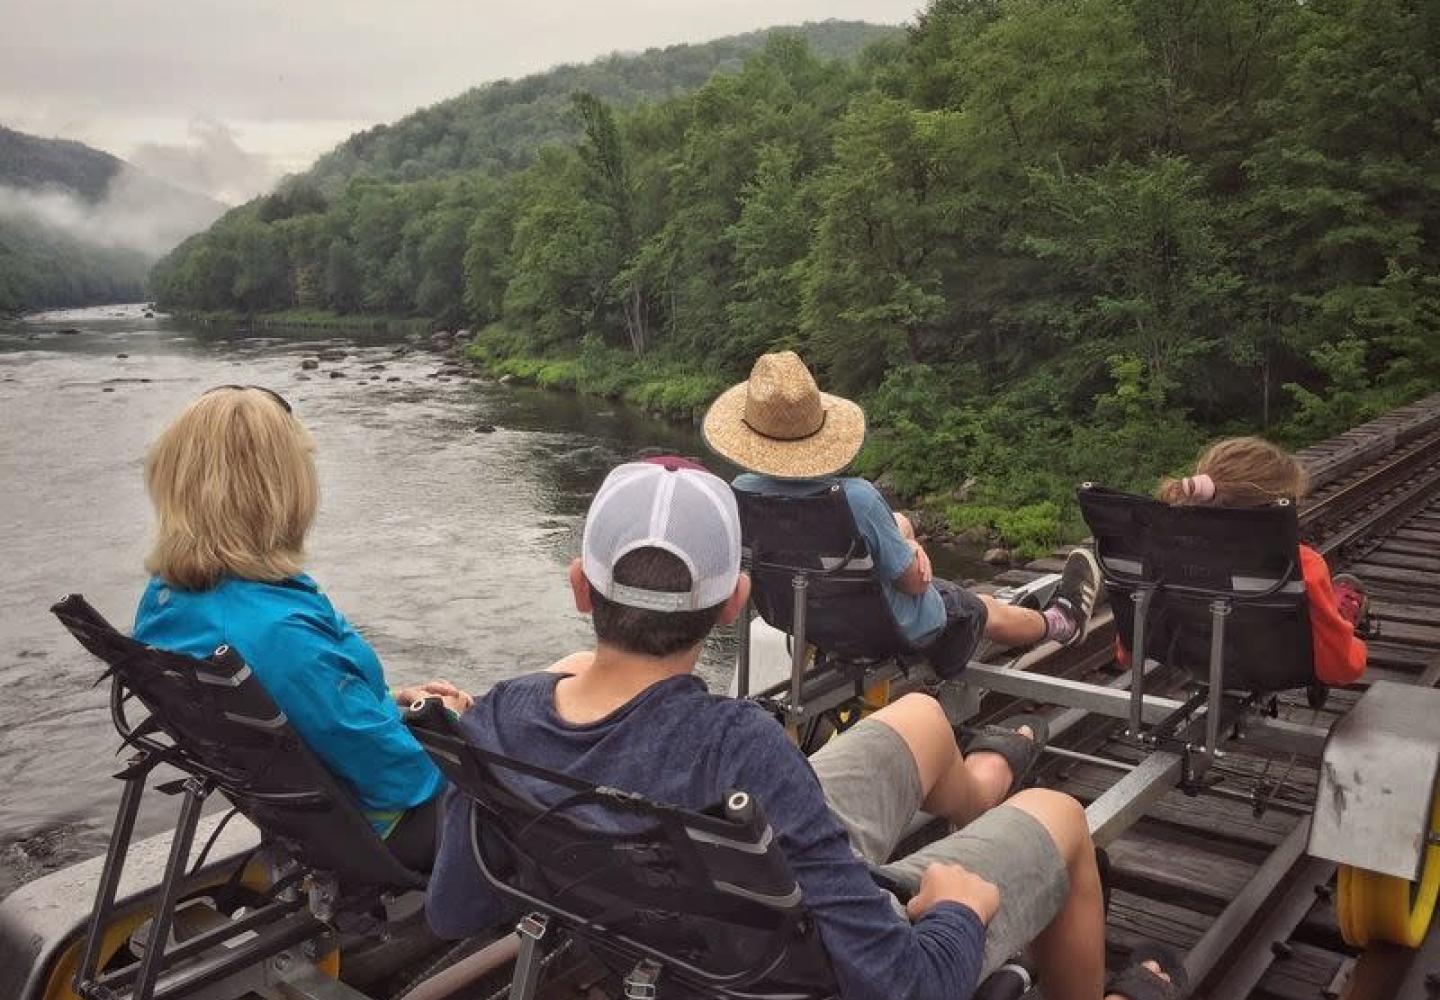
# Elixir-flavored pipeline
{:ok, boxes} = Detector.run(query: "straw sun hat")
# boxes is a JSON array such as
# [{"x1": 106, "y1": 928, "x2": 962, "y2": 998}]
[{"x1": 702, "y1": 351, "x2": 866, "y2": 479}]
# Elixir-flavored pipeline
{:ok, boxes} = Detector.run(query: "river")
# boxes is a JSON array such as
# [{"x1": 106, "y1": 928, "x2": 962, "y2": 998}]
[{"x1": 0, "y1": 304, "x2": 992, "y2": 897}]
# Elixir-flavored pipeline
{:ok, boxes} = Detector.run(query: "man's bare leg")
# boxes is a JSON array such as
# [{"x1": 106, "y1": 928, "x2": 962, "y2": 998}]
[
  {"x1": 1000, "y1": 788, "x2": 1115, "y2": 1000},
  {"x1": 980, "y1": 594, "x2": 1048, "y2": 646},
  {"x1": 866, "y1": 693, "x2": 1025, "y2": 828}
]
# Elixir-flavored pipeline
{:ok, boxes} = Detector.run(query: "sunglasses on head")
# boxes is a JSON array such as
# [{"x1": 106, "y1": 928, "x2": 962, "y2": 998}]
[{"x1": 203, "y1": 384, "x2": 293, "y2": 414}]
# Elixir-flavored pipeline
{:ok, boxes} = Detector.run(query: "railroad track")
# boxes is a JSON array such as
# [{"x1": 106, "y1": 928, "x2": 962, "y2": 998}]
[{"x1": 972, "y1": 395, "x2": 1440, "y2": 1000}]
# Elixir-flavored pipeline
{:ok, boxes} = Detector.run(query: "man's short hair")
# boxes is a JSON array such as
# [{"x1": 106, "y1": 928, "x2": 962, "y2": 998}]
[{"x1": 589, "y1": 547, "x2": 725, "y2": 657}]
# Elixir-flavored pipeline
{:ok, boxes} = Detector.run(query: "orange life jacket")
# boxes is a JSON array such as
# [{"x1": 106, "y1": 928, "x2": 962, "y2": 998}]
[{"x1": 1111, "y1": 543, "x2": 1367, "y2": 686}]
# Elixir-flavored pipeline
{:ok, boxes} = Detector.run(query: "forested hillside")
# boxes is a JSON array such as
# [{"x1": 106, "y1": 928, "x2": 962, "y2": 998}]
[
  {"x1": 0, "y1": 213, "x2": 149, "y2": 310},
  {"x1": 0, "y1": 126, "x2": 224, "y2": 312},
  {"x1": 0, "y1": 126, "x2": 125, "y2": 201},
  {"x1": 151, "y1": 0, "x2": 1440, "y2": 552},
  {"x1": 301, "y1": 21, "x2": 899, "y2": 192}
]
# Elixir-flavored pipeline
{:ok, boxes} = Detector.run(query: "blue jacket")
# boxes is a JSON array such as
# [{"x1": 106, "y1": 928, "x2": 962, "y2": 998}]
[{"x1": 133, "y1": 574, "x2": 444, "y2": 833}]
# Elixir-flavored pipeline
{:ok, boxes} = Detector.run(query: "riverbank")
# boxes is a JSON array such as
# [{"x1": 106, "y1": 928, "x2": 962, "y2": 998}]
[
  {"x1": 168, "y1": 307, "x2": 432, "y2": 336},
  {"x1": 462, "y1": 327, "x2": 1041, "y2": 565},
  {"x1": 150, "y1": 312, "x2": 1042, "y2": 564},
  {"x1": 465, "y1": 327, "x2": 728, "y2": 425}
]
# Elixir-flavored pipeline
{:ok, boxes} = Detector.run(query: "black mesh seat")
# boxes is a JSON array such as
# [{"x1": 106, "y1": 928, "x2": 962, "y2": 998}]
[
  {"x1": 736, "y1": 484, "x2": 915, "y2": 664},
  {"x1": 51, "y1": 593, "x2": 426, "y2": 1000},
  {"x1": 53, "y1": 593, "x2": 427, "y2": 893},
  {"x1": 406, "y1": 698, "x2": 836, "y2": 1000},
  {"x1": 1076, "y1": 484, "x2": 1314, "y2": 693},
  {"x1": 732, "y1": 486, "x2": 933, "y2": 746}
]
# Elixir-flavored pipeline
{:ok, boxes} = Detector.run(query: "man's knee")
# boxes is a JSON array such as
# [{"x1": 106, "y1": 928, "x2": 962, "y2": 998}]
[
  {"x1": 1007, "y1": 788, "x2": 1091, "y2": 866},
  {"x1": 868, "y1": 693, "x2": 954, "y2": 782},
  {"x1": 874, "y1": 692, "x2": 950, "y2": 737}
]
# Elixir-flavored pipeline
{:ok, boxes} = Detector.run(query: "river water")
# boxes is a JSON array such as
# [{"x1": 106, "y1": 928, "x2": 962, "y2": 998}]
[{"x1": 0, "y1": 304, "x2": 991, "y2": 897}]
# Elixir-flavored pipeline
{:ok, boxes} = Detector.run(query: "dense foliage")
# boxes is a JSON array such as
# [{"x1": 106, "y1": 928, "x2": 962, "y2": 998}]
[
  {"x1": 152, "y1": 1, "x2": 1440, "y2": 553},
  {"x1": 0, "y1": 214, "x2": 148, "y2": 311},
  {"x1": 299, "y1": 21, "x2": 897, "y2": 194}
]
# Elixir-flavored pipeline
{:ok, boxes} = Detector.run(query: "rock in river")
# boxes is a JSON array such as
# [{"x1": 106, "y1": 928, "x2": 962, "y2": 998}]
[
  {"x1": 300, "y1": 358, "x2": 319, "y2": 370},
  {"x1": 329, "y1": 370, "x2": 347, "y2": 379}
]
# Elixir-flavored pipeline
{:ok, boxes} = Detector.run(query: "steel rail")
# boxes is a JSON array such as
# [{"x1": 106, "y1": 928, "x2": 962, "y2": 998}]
[{"x1": 1301, "y1": 430, "x2": 1440, "y2": 526}]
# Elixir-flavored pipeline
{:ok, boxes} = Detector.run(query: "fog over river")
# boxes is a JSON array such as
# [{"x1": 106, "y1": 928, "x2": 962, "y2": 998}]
[{"x1": 0, "y1": 305, "x2": 992, "y2": 897}]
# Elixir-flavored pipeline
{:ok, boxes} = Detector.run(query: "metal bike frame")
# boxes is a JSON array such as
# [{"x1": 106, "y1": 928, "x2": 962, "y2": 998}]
[{"x1": 72, "y1": 751, "x2": 335, "y2": 1000}]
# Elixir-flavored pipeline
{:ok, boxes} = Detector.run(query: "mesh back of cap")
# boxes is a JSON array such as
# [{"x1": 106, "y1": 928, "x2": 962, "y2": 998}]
[{"x1": 582, "y1": 463, "x2": 741, "y2": 611}]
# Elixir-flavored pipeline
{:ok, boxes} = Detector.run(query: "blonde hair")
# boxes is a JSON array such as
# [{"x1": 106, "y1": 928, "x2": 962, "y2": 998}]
[
  {"x1": 144, "y1": 387, "x2": 318, "y2": 590},
  {"x1": 1158, "y1": 436, "x2": 1308, "y2": 507}
]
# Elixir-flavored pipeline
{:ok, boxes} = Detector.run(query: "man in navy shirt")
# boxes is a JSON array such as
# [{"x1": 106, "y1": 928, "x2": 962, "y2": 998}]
[{"x1": 426, "y1": 460, "x2": 1163, "y2": 1000}]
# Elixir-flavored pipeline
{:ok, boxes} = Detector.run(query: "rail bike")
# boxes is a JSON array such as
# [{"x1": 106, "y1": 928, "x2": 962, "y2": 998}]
[{"x1": 2, "y1": 481, "x2": 1436, "y2": 1000}]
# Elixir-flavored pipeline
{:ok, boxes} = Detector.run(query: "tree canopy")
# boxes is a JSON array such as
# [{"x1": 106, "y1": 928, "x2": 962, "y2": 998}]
[{"x1": 150, "y1": 0, "x2": 1440, "y2": 552}]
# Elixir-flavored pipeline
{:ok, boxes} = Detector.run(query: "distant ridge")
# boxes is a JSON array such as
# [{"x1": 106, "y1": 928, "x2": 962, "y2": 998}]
[
  {"x1": 0, "y1": 125, "x2": 128, "y2": 202},
  {"x1": 297, "y1": 20, "x2": 900, "y2": 193},
  {"x1": 0, "y1": 126, "x2": 226, "y2": 311}
]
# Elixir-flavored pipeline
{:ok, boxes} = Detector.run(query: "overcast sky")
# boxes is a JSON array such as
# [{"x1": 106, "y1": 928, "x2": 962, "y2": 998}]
[{"x1": 2, "y1": 0, "x2": 923, "y2": 204}]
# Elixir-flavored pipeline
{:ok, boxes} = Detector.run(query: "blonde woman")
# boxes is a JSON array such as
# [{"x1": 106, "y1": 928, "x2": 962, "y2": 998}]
[{"x1": 133, "y1": 385, "x2": 468, "y2": 869}]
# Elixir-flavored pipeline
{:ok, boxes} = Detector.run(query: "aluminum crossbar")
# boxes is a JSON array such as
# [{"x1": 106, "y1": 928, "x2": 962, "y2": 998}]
[
  {"x1": 961, "y1": 663, "x2": 1328, "y2": 758},
  {"x1": 1086, "y1": 752, "x2": 1184, "y2": 847}
]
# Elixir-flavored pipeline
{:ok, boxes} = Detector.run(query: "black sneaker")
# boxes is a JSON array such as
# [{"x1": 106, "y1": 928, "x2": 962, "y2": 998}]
[{"x1": 1046, "y1": 547, "x2": 1101, "y2": 646}]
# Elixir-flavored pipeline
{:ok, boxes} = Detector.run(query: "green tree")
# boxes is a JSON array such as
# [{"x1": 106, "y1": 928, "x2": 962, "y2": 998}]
[
  {"x1": 325, "y1": 240, "x2": 361, "y2": 313},
  {"x1": 574, "y1": 92, "x2": 647, "y2": 354}
]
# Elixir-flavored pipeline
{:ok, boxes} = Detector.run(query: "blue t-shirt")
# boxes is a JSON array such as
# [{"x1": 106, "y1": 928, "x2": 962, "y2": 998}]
[
  {"x1": 427, "y1": 672, "x2": 985, "y2": 1000},
  {"x1": 133, "y1": 574, "x2": 444, "y2": 833},
  {"x1": 732, "y1": 474, "x2": 946, "y2": 646}
]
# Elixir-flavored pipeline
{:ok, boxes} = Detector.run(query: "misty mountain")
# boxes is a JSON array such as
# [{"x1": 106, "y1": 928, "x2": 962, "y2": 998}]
[
  {"x1": 0, "y1": 126, "x2": 226, "y2": 311},
  {"x1": 297, "y1": 20, "x2": 900, "y2": 193},
  {"x1": 0, "y1": 126, "x2": 227, "y2": 254}
]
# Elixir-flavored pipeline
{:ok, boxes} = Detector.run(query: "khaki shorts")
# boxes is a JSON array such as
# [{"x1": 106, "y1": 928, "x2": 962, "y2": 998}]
[{"x1": 809, "y1": 717, "x2": 1070, "y2": 979}]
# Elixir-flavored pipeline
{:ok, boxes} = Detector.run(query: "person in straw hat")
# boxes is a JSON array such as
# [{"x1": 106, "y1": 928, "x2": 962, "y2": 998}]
[{"x1": 704, "y1": 351, "x2": 1103, "y2": 678}]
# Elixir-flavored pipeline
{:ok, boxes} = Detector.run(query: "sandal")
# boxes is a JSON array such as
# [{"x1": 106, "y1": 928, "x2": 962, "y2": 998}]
[
  {"x1": 963, "y1": 713, "x2": 1049, "y2": 799},
  {"x1": 1107, "y1": 942, "x2": 1188, "y2": 1000}
]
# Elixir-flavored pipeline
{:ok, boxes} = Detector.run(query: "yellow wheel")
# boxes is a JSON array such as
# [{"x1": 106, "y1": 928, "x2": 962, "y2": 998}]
[
  {"x1": 40, "y1": 855, "x2": 340, "y2": 998},
  {"x1": 1337, "y1": 793, "x2": 1440, "y2": 948},
  {"x1": 314, "y1": 946, "x2": 341, "y2": 978}
]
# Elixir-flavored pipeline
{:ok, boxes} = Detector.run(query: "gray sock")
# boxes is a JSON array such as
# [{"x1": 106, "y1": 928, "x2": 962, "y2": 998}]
[{"x1": 1042, "y1": 603, "x2": 1077, "y2": 643}]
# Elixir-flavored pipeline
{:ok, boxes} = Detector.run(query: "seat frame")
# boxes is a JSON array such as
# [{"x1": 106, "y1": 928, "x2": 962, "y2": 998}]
[
  {"x1": 1074, "y1": 483, "x2": 1317, "y2": 783},
  {"x1": 733, "y1": 484, "x2": 923, "y2": 739},
  {"x1": 405, "y1": 698, "x2": 835, "y2": 1000},
  {"x1": 51, "y1": 594, "x2": 423, "y2": 1000}
]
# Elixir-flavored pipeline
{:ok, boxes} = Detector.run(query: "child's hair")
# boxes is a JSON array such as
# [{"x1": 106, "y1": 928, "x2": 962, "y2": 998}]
[{"x1": 1158, "y1": 436, "x2": 1308, "y2": 507}]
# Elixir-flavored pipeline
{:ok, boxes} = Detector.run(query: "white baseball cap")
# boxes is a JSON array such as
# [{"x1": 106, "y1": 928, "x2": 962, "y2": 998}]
[{"x1": 581, "y1": 460, "x2": 742, "y2": 612}]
